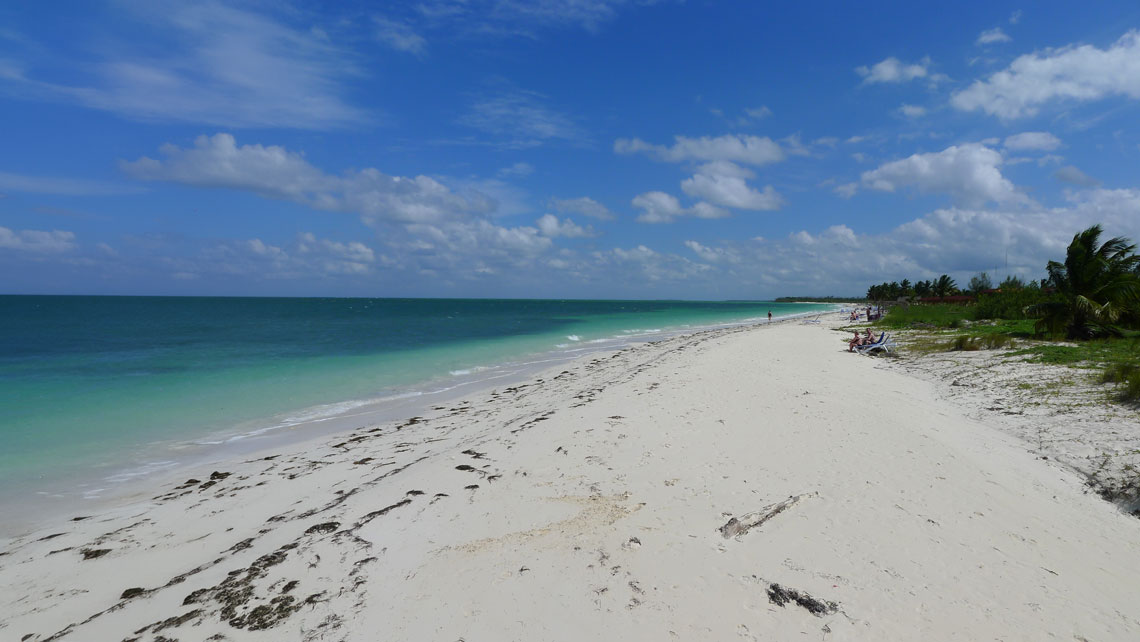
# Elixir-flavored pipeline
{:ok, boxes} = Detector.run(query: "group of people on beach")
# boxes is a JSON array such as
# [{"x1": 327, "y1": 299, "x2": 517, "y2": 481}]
[
  {"x1": 849, "y1": 306, "x2": 883, "y2": 322},
  {"x1": 848, "y1": 328, "x2": 877, "y2": 352}
]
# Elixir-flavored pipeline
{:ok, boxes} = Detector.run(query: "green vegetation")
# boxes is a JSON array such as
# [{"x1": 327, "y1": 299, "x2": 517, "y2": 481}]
[
  {"x1": 1025, "y1": 225, "x2": 1140, "y2": 339},
  {"x1": 1004, "y1": 337, "x2": 1137, "y2": 365},
  {"x1": 932, "y1": 274, "x2": 957, "y2": 298},
  {"x1": 967, "y1": 272, "x2": 993, "y2": 294},
  {"x1": 973, "y1": 285, "x2": 1059, "y2": 321},
  {"x1": 1103, "y1": 360, "x2": 1140, "y2": 403},
  {"x1": 867, "y1": 231, "x2": 1140, "y2": 405},
  {"x1": 861, "y1": 224, "x2": 1140, "y2": 407},
  {"x1": 873, "y1": 303, "x2": 972, "y2": 329},
  {"x1": 947, "y1": 334, "x2": 1016, "y2": 351},
  {"x1": 1005, "y1": 338, "x2": 1140, "y2": 403},
  {"x1": 772, "y1": 296, "x2": 863, "y2": 303},
  {"x1": 871, "y1": 224, "x2": 1140, "y2": 337}
]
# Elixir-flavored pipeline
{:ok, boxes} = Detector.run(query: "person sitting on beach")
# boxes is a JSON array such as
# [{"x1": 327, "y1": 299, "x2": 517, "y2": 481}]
[
  {"x1": 848, "y1": 331, "x2": 864, "y2": 352},
  {"x1": 863, "y1": 328, "x2": 875, "y2": 345}
]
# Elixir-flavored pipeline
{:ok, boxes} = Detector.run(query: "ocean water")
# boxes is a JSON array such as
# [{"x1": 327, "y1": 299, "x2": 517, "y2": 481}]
[{"x1": 0, "y1": 296, "x2": 831, "y2": 504}]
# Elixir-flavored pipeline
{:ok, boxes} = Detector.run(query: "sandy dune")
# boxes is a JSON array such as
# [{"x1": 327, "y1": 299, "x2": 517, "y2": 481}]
[{"x1": 2, "y1": 320, "x2": 1139, "y2": 641}]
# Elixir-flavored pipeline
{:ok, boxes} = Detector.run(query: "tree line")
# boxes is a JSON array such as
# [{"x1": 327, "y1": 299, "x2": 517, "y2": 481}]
[
  {"x1": 865, "y1": 273, "x2": 1050, "y2": 301},
  {"x1": 867, "y1": 224, "x2": 1140, "y2": 339}
]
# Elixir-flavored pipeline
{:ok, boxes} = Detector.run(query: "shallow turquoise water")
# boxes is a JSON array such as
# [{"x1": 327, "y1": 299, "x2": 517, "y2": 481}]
[{"x1": 0, "y1": 296, "x2": 831, "y2": 495}]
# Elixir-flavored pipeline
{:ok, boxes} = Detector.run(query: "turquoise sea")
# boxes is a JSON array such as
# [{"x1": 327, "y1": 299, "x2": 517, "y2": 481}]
[{"x1": 0, "y1": 296, "x2": 831, "y2": 505}]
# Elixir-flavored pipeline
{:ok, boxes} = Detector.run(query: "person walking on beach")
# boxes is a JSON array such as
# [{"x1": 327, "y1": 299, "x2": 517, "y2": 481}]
[{"x1": 768, "y1": 310, "x2": 772, "y2": 323}]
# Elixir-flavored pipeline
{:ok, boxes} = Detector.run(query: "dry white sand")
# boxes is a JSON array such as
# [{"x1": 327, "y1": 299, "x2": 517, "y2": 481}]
[
  {"x1": 882, "y1": 336, "x2": 1140, "y2": 512},
  {"x1": 3, "y1": 319, "x2": 1139, "y2": 641}
]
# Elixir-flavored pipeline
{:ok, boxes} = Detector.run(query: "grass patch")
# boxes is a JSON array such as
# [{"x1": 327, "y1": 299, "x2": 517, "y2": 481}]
[
  {"x1": 947, "y1": 335, "x2": 980, "y2": 351},
  {"x1": 873, "y1": 304, "x2": 972, "y2": 330},
  {"x1": 1102, "y1": 362, "x2": 1140, "y2": 384},
  {"x1": 1098, "y1": 343, "x2": 1140, "y2": 403},
  {"x1": 1004, "y1": 345, "x2": 1087, "y2": 365},
  {"x1": 1005, "y1": 338, "x2": 1140, "y2": 401},
  {"x1": 879, "y1": 303, "x2": 1140, "y2": 413},
  {"x1": 946, "y1": 333, "x2": 1017, "y2": 352},
  {"x1": 1006, "y1": 339, "x2": 1138, "y2": 367},
  {"x1": 964, "y1": 319, "x2": 1037, "y2": 338},
  {"x1": 874, "y1": 305, "x2": 1035, "y2": 340},
  {"x1": 874, "y1": 306, "x2": 1139, "y2": 401},
  {"x1": 1116, "y1": 371, "x2": 1140, "y2": 403}
]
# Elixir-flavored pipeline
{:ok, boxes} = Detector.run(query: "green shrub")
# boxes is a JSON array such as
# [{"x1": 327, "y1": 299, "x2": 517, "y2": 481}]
[
  {"x1": 947, "y1": 334, "x2": 1014, "y2": 351},
  {"x1": 1103, "y1": 356, "x2": 1140, "y2": 402},
  {"x1": 948, "y1": 335, "x2": 980, "y2": 351},
  {"x1": 1102, "y1": 362, "x2": 1140, "y2": 384},
  {"x1": 877, "y1": 304, "x2": 972, "y2": 329},
  {"x1": 973, "y1": 288, "x2": 1056, "y2": 321},
  {"x1": 1105, "y1": 364, "x2": 1140, "y2": 402},
  {"x1": 1124, "y1": 372, "x2": 1140, "y2": 402}
]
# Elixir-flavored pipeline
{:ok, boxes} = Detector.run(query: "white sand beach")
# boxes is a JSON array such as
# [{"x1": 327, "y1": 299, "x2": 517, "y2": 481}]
[{"x1": 3, "y1": 318, "x2": 1140, "y2": 641}]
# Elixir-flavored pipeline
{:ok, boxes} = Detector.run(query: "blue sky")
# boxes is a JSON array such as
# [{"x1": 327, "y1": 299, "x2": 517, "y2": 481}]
[{"x1": 2, "y1": 1, "x2": 1140, "y2": 298}]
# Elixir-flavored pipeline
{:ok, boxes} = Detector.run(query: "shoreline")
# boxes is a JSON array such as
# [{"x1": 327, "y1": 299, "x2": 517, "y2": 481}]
[
  {"x1": 3, "y1": 315, "x2": 1139, "y2": 640},
  {"x1": 1, "y1": 307, "x2": 833, "y2": 530}
]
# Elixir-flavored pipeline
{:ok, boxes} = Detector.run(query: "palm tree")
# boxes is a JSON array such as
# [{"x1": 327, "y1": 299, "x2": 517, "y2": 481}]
[
  {"x1": 1026, "y1": 224, "x2": 1140, "y2": 339},
  {"x1": 932, "y1": 274, "x2": 957, "y2": 298}
]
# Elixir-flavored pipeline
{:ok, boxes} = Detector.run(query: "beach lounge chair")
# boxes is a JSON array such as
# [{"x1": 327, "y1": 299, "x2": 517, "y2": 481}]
[
  {"x1": 857, "y1": 333, "x2": 896, "y2": 355},
  {"x1": 856, "y1": 332, "x2": 895, "y2": 355}
]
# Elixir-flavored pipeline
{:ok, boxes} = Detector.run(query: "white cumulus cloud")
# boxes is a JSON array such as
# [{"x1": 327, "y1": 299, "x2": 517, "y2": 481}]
[
  {"x1": 952, "y1": 30, "x2": 1140, "y2": 118},
  {"x1": 629, "y1": 187, "x2": 1140, "y2": 298},
  {"x1": 122, "y1": 133, "x2": 492, "y2": 225},
  {"x1": 120, "y1": 133, "x2": 586, "y2": 280},
  {"x1": 631, "y1": 191, "x2": 727, "y2": 224},
  {"x1": 861, "y1": 143, "x2": 1029, "y2": 206},
  {"x1": 679, "y1": 161, "x2": 784, "y2": 211}
]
